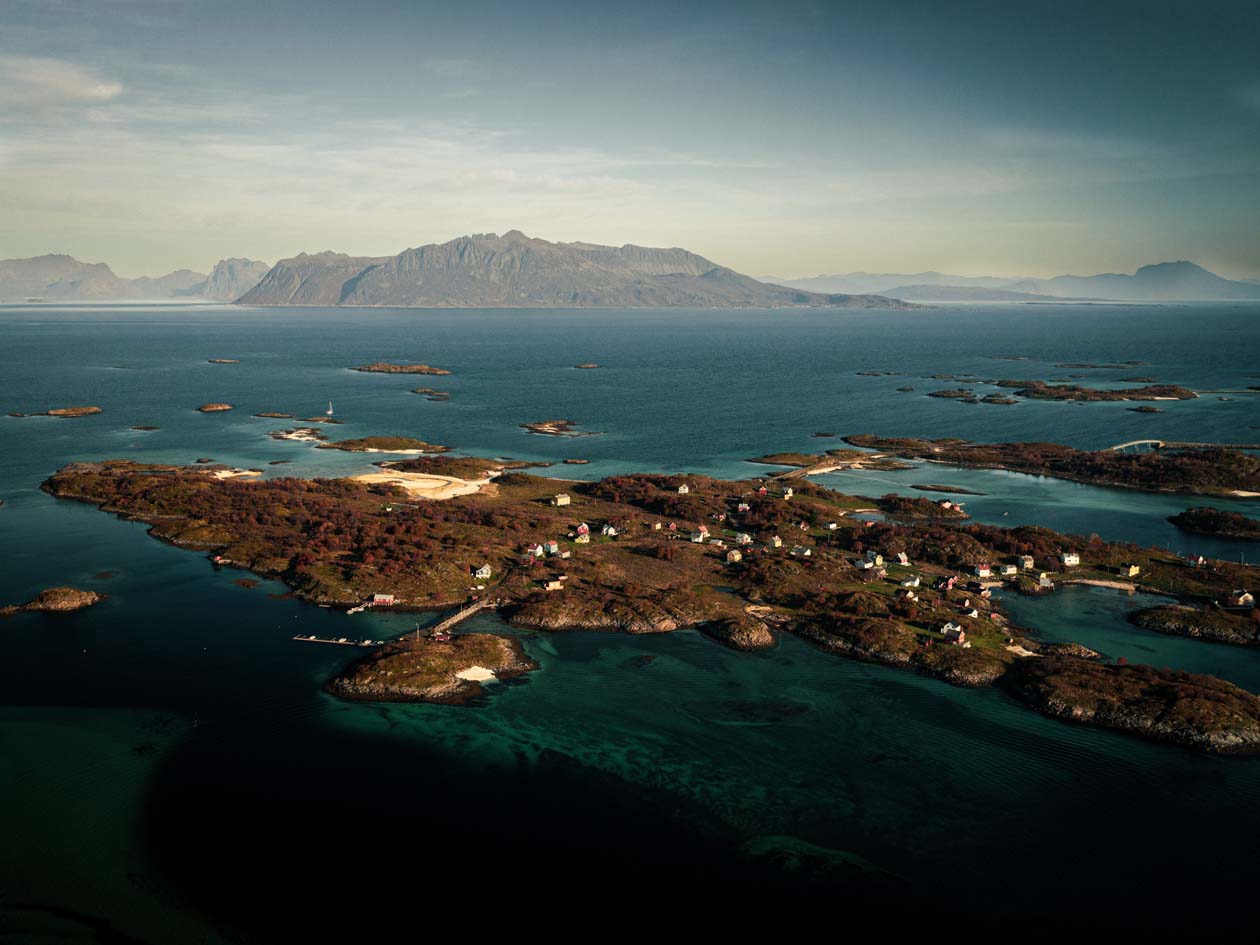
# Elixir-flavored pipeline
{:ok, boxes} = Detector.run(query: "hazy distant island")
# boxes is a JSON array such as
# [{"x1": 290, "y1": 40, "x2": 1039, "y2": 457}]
[
  {"x1": 38, "y1": 457, "x2": 1260, "y2": 752},
  {"x1": 0, "y1": 254, "x2": 269, "y2": 302},
  {"x1": 769, "y1": 260, "x2": 1260, "y2": 302},
  {"x1": 234, "y1": 231, "x2": 921, "y2": 309}
]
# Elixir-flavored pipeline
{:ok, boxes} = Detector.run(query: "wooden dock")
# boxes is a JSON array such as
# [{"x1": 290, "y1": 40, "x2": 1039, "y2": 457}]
[{"x1": 425, "y1": 597, "x2": 498, "y2": 637}]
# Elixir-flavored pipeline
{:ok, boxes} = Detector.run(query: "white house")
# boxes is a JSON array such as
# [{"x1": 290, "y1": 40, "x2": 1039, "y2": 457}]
[
  {"x1": 900, "y1": 576, "x2": 921, "y2": 588},
  {"x1": 725, "y1": 549, "x2": 743, "y2": 563},
  {"x1": 974, "y1": 563, "x2": 992, "y2": 578},
  {"x1": 736, "y1": 532, "x2": 753, "y2": 545},
  {"x1": 767, "y1": 535, "x2": 783, "y2": 549},
  {"x1": 677, "y1": 484, "x2": 690, "y2": 495},
  {"x1": 601, "y1": 524, "x2": 618, "y2": 537},
  {"x1": 472, "y1": 564, "x2": 492, "y2": 580},
  {"x1": 551, "y1": 493, "x2": 571, "y2": 507},
  {"x1": 790, "y1": 545, "x2": 812, "y2": 557},
  {"x1": 999, "y1": 564, "x2": 1018, "y2": 577},
  {"x1": 1061, "y1": 552, "x2": 1080, "y2": 567},
  {"x1": 896, "y1": 552, "x2": 910, "y2": 566}
]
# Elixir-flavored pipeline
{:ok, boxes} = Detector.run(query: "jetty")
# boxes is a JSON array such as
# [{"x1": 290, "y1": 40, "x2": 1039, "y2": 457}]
[{"x1": 426, "y1": 597, "x2": 499, "y2": 637}]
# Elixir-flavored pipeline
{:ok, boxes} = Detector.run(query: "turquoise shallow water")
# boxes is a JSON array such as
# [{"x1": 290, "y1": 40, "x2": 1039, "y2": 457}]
[{"x1": 1, "y1": 301, "x2": 1259, "y2": 941}]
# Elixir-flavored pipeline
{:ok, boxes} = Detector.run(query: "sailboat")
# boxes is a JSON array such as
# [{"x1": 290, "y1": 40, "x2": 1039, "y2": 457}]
[{"x1": 326, "y1": 400, "x2": 334, "y2": 417}]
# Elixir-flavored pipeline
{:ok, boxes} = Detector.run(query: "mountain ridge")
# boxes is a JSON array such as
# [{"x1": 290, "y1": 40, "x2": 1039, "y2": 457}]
[{"x1": 237, "y1": 231, "x2": 915, "y2": 309}]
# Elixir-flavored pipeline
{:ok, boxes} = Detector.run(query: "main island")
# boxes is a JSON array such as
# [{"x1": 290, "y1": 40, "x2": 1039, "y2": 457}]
[{"x1": 41, "y1": 445, "x2": 1260, "y2": 754}]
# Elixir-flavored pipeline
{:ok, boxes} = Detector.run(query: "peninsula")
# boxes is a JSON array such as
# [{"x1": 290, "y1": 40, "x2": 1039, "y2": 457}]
[
  {"x1": 39, "y1": 458, "x2": 1260, "y2": 753},
  {"x1": 843, "y1": 435, "x2": 1260, "y2": 497}
]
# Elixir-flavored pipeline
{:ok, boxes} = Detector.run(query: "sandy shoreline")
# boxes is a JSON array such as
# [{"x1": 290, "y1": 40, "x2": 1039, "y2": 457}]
[{"x1": 346, "y1": 470, "x2": 493, "y2": 499}]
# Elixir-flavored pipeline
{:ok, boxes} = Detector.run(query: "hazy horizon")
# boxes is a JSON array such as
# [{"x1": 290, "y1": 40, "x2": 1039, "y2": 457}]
[{"x1": 2, "y1": 0, "x2": 1258, "y2": 280}]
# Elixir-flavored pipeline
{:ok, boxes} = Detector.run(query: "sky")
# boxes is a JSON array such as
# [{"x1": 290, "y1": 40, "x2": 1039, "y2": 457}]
[{"x1": 1, "y1": 0, "x2": 1258, "y2": 280}]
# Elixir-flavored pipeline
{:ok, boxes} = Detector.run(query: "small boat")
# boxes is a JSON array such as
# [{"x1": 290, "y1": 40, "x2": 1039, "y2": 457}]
[{"x1": 326, "y1": 400, "x2": 335, "y2": 417}]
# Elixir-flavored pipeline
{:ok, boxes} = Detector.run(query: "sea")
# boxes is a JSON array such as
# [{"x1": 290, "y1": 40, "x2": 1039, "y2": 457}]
[{"x1": 1, "y1": 301, "x2": 1258, "y2": 942}]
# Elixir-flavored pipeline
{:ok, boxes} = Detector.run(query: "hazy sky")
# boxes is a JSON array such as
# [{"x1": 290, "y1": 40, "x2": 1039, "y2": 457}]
[{"x1": 1, "y1": 0, "x2": 1258, "y2": 279}]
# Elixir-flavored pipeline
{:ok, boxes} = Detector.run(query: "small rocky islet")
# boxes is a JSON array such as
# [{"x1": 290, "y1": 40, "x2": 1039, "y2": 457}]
[
  {"x1": 1, "y1": 586, "x2": 105, "y2": 617},
  {"x1": 352, "y1": 361, "x2": 451, "y2": 376}
]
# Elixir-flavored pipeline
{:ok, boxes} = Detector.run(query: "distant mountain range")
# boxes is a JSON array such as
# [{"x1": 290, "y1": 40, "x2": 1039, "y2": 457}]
[
  {"x1": 770, "y1": 261, "x2": 1260, "y2": 301},
  {"x1": 237, "y1": 231, "x2": 913, "y2": 309},
  {"x1": 6, "y1": 245, "x2": 1255, "y2": 307},
  {"x1": 0, "y1": 254, "x2": 270, "y2": 302}
]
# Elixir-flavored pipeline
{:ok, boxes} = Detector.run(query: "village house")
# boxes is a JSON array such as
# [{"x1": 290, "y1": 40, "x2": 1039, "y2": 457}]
[
  {"x1": 999, "y1": 563, "x2": 1018, "y2": 577},
  {"x1": 736, "y1": 532, "x2": 753, "y2": 545},
  {"x1": 757, "y1": 486, "x2": 768, "y2": 496},
  {"x1": 936, "y1": 575, "x2": 958, "y2": 591},
  {"x1": 543, "y1": 579, "x2": 565, "y2": 592},
  {"x1": 1120, "y1": 563, "x2": 1141, "y2": 578},
  {"x1": 737, "y1": 502, "x2": 751, "y2": 513},
  {"x1": 827, "y1": 522, "x2": 839, "y2": 531},
  {"x1": 576, "y1": 522, "x2": 591, "y2": 537},
  {"x1": 900, "y1": 575, "x2": 921, "y2": 588},
  {"x1": 865, "y1": 551, "x2": 884, "y2": 566},
  {"x1": 1061, "y1": 552, "x2": 1081, "y2": 567},
  {"x1": 524, "y1": 543, "x2": 544, "y2": 558},
  {"x1": 543, "y1": 541, "x2": 560, "y2": 556},
  {"x1": 974, "y1": 563, "x2": 992, "y2": 578},
  {"x1": 856, "y1": 559, "x2": 874, "y2": 571},
  {"x1": 1224, "y1": 589, "x2": 1255, "y2": 608},
  {"x1": 1019, "y1": 555, "x2": 1035, "y2": 570},
  {"x1": 371, "y1": 593, "x2": 396, "y2": 606},
  {"x1": 559, "y1": 550, "x2": 572, "y2": 559},
  {"x1": 651, "y1": 521, "x2": 662, "y2": 530},
  {"x1": 940, "y1": 622, "x2": 966, "y2": 646},
  {"x1": 898, "y1": 588, "x2": 917, "y2": 601},
  {"x1": 767, "y1": 535, "x2": 783, "y2": 549},
  {"x1": 574, "y1": 533, "x2": 590, "y2": 544},
  {"x1": 691, "y1": 531, "x2": 707, "y2": 544},
  {"x1": 790, "y1": 545, "x2": 812, "y2": 557},
  {"x1": 783, "y1": 487, "x2": 793, "y2": 500},
  {"x1": 963, "y1": 608, "x2": 980, "y2": 618},
  {"x1": 896, "y1": 552, "x2": 910, "y2": 566},
  {"x1": 472, "y1": 564, "x2": 492, "y2": 580},
  {"x1": 1186, "y1": 554, "x2": 1207, "y2": 568},
  {"x1": 725, "y1": 549, "x2": 743, "y2": 563},
  {"x1": 677, "y1": 483, "x2": 690, "y2": 495},
  {"x1": 550, "y1": 493, "x2": 571, "y2": 507},
  {"x1": 1038, "y1": 572, "x2": 1054, "y2": 588},
  {"x1": 601, "y1": 524, "x2": 618, "y2": 537}
]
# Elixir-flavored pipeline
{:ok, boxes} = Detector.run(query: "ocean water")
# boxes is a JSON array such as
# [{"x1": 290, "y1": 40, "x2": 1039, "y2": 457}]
[{"x1": 1, "y1": 301, "x2": 1259, "y2": 941}]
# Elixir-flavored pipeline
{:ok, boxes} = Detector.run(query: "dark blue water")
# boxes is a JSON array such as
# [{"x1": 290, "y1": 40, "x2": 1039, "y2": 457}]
[{"x1": 2, "y1": 302, "x2": 1259, "y2": 942}]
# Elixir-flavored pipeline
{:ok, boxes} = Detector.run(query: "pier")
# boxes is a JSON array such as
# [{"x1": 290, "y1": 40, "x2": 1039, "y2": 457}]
[{"x1": 425, "y1": 597, "x2": 498, "y2": 637}]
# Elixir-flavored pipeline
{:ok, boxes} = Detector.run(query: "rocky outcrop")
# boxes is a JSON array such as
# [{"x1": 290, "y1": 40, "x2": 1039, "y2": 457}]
[
  {"x1": 1, "y1": 586, "x2": 105, "y2": 617},
  {"x1": 197, "y1": 403, "x2": 233, "y2": 413},
  {"x1": 237, "y1": 231, "x2": 920, "y2": 309},
  {"x1": 700, "y1": 615, "x2": 775, "y2": 651}
]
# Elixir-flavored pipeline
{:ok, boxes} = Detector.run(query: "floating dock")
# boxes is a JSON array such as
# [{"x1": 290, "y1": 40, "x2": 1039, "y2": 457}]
[{"x1": 292, "y1": 635, "x2": 381, "y2": 647}]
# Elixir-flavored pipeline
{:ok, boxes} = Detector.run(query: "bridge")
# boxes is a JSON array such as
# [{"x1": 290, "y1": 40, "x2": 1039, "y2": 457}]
[{"x1": 1108, "y1": 439, "x2": 1260, "y2": 452}]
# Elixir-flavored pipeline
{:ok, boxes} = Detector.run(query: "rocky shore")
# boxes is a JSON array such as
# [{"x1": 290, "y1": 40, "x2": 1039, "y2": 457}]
[{"x1": 1130, "y1": 605, "x2": 1258, "y2": 647}]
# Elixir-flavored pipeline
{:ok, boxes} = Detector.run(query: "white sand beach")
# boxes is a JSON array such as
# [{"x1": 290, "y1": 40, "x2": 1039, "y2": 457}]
[{"x1": 347, "y1": 470, "x2": 492, "y2": 500}]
